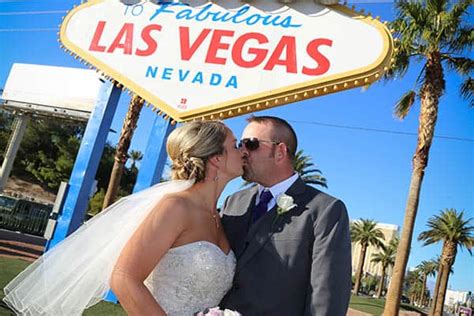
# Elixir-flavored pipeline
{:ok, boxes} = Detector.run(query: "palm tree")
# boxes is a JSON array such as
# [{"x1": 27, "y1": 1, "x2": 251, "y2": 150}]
[
  {"x1": 383, "y1": 1, "x2": 473, "y2": 314},
  {"x1": 293, "y1": 150, "x2": 327, "y2": 188},
  {"x1": 430, "y1": 256, "x2": 442, "y2": 313},
  {"x1": 128, "y1": 150, "x2": 143, "y2": 170},
  {"x1": 350, "y1": 219, "x2": 386, "y2": 295},
  {"x1": 102, "y1": 95, "x2": 144, "y2": 209},
  {"x1": 405, "y1": 269, "x2": 422, "y2": 305},
  {"x1": 242, "y1": 149, "x2": 327, "y2": 187},
  {"x1": 415, "y1": 260, "x2": 437, "y2": 306},
  {"x1": 418, "y1": 209, "x2": 473, "y2": 315},
  {"x1": 371, "y1": 237, "x2": 398, "y2": 298},
  {"x1": 429, "y1": 255, "x2": 453, "y2": 314}
]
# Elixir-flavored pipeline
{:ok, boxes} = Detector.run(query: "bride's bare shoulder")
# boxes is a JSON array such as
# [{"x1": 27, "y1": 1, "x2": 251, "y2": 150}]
[{"x1": 150, "y1": 191, "x2": 195, "y2": 219}]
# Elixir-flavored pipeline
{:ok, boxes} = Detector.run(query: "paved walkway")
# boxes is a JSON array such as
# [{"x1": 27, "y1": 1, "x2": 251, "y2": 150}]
[
  {"x1": 347, "y1": 309, "x2": 423, "y2": 316},
  {"x1": 347, "y1": 308, "x2": 372, "y2": 316},
  {"x1": 0, "y1": 229, "x2": 45, "y2": 262}
]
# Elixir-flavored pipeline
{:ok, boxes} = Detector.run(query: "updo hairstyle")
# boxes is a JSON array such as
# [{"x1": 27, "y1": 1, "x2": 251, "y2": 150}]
[{"x1": 167, "y1": 121, "x2": 228, "y2": 182}]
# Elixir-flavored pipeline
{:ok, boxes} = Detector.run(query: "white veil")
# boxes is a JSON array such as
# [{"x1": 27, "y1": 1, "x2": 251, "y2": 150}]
[{"x1": 3, "y1": 179, "x2": 194, "y2": 316}]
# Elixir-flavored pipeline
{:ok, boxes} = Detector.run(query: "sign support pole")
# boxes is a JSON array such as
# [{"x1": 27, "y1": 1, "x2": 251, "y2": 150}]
[
  {"x1": 133, "y1": 116, "x2": 176, "y2": 193},
  {"x1": 46, "y1": 80, "x2": 121, "y2": 251},
  {"x1": 0, "y1": 113, "x2": 30, "y2": 192}
]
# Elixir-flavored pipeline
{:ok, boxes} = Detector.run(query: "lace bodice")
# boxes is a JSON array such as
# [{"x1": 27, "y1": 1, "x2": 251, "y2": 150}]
[{"x1": 144, "y1": 241, "x2": 236, "y2": 315}]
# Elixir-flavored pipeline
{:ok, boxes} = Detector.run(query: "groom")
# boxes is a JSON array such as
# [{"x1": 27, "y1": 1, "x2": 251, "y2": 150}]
[{"x1": 220, "y1": 116, "x2": 351, "y2": 315}]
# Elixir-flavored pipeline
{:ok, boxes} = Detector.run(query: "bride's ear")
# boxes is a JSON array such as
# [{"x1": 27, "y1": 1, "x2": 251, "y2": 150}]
[{"x1": 208, "y1": 155, "x2": 221, "y2": 169}]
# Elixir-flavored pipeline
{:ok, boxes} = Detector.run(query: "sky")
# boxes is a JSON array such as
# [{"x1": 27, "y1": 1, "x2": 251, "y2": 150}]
[{"x1": 0, "y1": 0, "x2": 473, "y2": 292}]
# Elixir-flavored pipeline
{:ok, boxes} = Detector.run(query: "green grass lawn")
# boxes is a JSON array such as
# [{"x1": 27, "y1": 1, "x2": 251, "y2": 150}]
[
  {"x1": 350, "y1": 295, "x2": 388, "y2": 315},
  {"x1": 0, "y1": 257, "x2": 125, "y2": 315},
  {"x1": 349, "y1": 294, "x2": 428, "y2": 316},
  {"x1": 1, "y1": 256, "x2": 429, "y2": 316}
]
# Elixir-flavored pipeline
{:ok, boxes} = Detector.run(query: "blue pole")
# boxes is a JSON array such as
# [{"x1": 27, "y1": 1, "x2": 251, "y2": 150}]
[
  {"x1": 133, "y1": 116, "x2": 176, "y2": 193},
  {"x1": 46, "y1": 80, "x2": 121, "y2": 251}
]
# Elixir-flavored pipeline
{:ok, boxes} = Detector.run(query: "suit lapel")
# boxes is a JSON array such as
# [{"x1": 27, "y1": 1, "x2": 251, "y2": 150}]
[
  {"x1": 230, "y1": 186, "x2": 258, "y2": 258},
  {"x1": 236, "y1": 177, "x2": 307, "y2": 273},
  {"x1": 242, "y1": 186, "x2": 258, "y2": 234},
  {"x1": 236, "y1": 204, "x2": 279, "y2": 272}
]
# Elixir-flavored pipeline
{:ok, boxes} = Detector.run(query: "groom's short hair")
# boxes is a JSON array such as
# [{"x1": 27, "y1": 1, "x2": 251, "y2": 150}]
[{"x1": 247, "y1": 115, "x2": 297, "y2": 158}]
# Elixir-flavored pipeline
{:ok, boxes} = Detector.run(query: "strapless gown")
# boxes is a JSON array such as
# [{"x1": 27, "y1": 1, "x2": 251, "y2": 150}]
[
  {"x1": 144, "y1": 241, "x2": 236, "y2": 315},
  {"x1": 3, "y1": 180, "x2": 237, "y2": 316}
]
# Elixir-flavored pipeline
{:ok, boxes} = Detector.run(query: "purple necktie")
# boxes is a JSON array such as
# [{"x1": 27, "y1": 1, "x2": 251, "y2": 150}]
[{"x1": 252, "y1": 190, "x2": 273, "y2": 223}]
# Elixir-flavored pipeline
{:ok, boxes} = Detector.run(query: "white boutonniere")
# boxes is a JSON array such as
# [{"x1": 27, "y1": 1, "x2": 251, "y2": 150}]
[{"x1": 276, "y1": 194, "x2": 297, "y2": 215}]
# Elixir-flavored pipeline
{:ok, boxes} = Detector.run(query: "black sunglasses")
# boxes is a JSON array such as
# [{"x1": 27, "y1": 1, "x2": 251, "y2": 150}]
[{"x1": 238, "y1": 138, "x2": 281, "y2": 151}]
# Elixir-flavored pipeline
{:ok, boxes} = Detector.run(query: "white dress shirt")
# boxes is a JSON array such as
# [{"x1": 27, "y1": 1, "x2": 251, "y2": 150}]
[{"x1": 256, "y1": 173, "x2": 299, "y2": 212}]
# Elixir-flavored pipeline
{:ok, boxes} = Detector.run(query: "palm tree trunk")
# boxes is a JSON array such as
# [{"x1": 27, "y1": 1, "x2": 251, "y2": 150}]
[
  {"x1": 383, "y1": 52, "x2": 444, "y2": 316},
  {"x1": 419, "y1": 274, "x2": 427, "y2": 306},
  {"x1": 102, "y1": 95, "x2": 144, "y2": 209},
  {"x1": 376, "y1": 266, "x2": 386, "y2": 298},
  {"x1": 433, "y1": 266, "x2": 447, "y2": 316},
  {"x1": 434, "y1": 242, "x2": 457, "y2": 316},
  {"x1": 102, "y1": 160, "x2": 124, "y2": 208},
  {"x1": 430, "y1": 264, "x2": 443, "y2": 316},
  {"x1": 383, "y1": 168, "x2": 425, "y2": 313},
  {"x1": 354, "y1": 244, "x2": 367, "y2": 295}
]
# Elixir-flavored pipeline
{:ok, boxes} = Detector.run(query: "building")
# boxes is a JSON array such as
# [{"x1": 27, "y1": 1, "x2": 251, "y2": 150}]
[
  {"x1": 445, "y1": 289, "x2": 471, "y2": 308},
  {"x1": 351, "y1": 222, "x2": 399, "y2": 278}
]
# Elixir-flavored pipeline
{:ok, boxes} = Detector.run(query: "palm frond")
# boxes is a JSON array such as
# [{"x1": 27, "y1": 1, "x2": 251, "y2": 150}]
[
  {"x1": 240, "y1": 150, "x2": 328, "y2": 188},
  {"x1": 382, "y1": 45, "x2": 412, "y2": 81},
  {"x1": 449, "y1": 26, "x2": 474, "y2": 53},
  {"x1": 460, "y1": 77, "x2": 474, "y2": 107},
  {"x1": 299, "y1": 168, "x2": 322, "y2": 176},
  {"x1": 426, "y1": 0, "x2": 447, "y2": 14},
  {"x1": 443, "y1": 0, "x2": 473, "y2": 51},
  {"x1": 418, "y1": 208, "x2": 474, "y2": 255},
  {"x1": 448, "y1": 0, "x2": 471, "y2": 22},
  {"x1": 416, "y1": 259, "x2": 438, "y2": 278},
  {"x1": 389, "y1": 236, "x2": 400, "y2": 250},
  {"x1": 371, "y1": 237, "x2": 397, "y2": 267},
  {"x1": 442, "y1": 56, "x2": 474, "y2": 75},
  {"x1": 351, "y1": 219, "x2": 386, "y2": 250},
  {"x1": 302, "y1": 175, "x2": 328, "y2": 188},
  {"x1": 395, "y1": 1, "x2": 427, "y2": 32},
  {"x1": 394, "y1": 90, "x2": 417, "y2": 119},
  {"x1": 293, "y1": 150, "x2": 327, "y2": 188}
]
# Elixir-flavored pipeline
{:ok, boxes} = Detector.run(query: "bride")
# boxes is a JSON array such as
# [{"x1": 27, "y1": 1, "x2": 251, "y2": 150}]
[{"x1": 3, "y1": 120, "x2": 244, "y2": 315}]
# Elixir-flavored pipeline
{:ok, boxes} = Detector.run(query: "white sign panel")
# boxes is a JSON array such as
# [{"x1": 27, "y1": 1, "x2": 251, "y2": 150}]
[
  {"x1": 60, "y1": 0, "x2": 394, "y2": 122},
  {"x1": 2, "y1": 63, "x2": 102, "y2": 113}
]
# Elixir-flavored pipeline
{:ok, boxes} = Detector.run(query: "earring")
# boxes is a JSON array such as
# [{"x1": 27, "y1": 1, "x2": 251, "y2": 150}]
[{"x1": 214, "y1": 175, "x2": 219, "y2": 181}]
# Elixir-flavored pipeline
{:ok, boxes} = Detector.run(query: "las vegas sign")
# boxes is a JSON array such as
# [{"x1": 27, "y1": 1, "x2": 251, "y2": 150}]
[{"x1": 60, "y1": 0, "x2": 394, "y2": 122}]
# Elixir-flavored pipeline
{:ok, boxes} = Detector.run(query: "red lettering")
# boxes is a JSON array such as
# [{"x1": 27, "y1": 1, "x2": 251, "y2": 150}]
[
  {"x1": 89, "y1": 21, "x2": 107, "y2": 52},
  {"x1": 107, "y1": 23, "x2": 134, "y2": 55},
  {"x1": 205, "y1": 30, "x2": 234, "y2": 65},
  {"x1": 232, "y1": 33, "x2": 269, "y2": 68},
  {"x1": 263, "y1": 36, "x2": 297, "y2": 73},
  {"x1": 180, "y1": 27, "x2": 212, "y2": 61},
  {"x1": 302, "y1": 38, "x2": 332, "y2": 76},
  {"x1": 136, "y1": 24, "x2": 162, "y2": 56}
]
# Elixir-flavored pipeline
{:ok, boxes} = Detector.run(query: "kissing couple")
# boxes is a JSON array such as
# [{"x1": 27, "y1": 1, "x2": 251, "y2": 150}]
[{"x1": 4, "y1": 116, "x2": 351, "y2": 315}]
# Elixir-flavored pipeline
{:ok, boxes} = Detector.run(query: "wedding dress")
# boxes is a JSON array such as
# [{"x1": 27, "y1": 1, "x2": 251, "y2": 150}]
[
  {"x1": 145, "y1": 241, "x2": 235, "y2": 315},
  {"x1": 3, "y1": 180, "x2": 236, "y2": 316}
]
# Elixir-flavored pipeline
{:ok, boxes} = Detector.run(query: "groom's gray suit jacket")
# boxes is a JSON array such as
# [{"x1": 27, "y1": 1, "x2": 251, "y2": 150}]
[{"x1": 220, "y1": 177, "x2": 351, "y2": 316}]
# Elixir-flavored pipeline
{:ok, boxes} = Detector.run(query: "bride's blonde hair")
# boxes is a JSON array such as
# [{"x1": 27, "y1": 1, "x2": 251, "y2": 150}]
[{"x1": 167, "y1": 121, "x2": 228, "y2": 182}]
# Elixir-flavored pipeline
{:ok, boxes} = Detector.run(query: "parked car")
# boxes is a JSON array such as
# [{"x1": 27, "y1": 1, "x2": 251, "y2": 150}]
[
  {"x1": 0, "y1": 195, "x2": 17, "y2": 225},
  {"x1": 400, "y1": 295, "x2": 410, "y2": 304}
]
